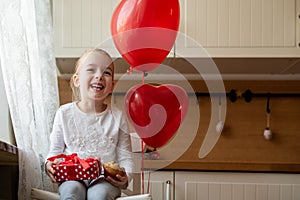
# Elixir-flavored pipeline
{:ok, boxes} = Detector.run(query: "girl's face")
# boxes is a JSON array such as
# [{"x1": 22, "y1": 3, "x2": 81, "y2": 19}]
[{"x1": 73, "y1": 52, "x2": 114, "y2": 102}]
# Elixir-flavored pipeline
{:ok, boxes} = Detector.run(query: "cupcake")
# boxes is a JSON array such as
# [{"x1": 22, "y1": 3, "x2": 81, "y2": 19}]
[{"x1": 103, "y1": 161, "x2": 125, "y2": 180}]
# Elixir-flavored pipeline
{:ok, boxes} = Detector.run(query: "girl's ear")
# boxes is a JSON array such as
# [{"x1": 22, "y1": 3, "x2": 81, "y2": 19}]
[
  {"x1": 110, "y1": 80, "x2": 115, "y2": 93},
  {"x1": 73, "y1": 73, "x2": 80, "y2": 87}
]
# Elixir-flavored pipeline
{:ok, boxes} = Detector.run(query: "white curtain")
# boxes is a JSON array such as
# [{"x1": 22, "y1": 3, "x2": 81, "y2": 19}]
[{"x1": 0, "y1": 0, "x2": 59, "y2": 199}]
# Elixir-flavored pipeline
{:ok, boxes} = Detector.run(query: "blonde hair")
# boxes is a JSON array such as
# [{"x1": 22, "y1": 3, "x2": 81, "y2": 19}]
[{"x1": 70, "y1": 48, "x2": 114, "y2": 102}]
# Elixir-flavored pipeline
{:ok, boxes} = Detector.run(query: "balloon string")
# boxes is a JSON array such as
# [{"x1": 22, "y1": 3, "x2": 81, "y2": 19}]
[
  {"x1": 141, "y1": 71, "x2": 145, "y2": 192},
  {"x1": 141, "y1": 140, "x2": 145, "y2": 194},
  {"x1": 147, "y1": 156, "x2": 152, "y2": 194},
  {"x1": 127, "y1": 67, "x2": 133, "y2": 74},
  {"x1": 140, "y1": 71, "x2": 146, "y2": 193},
  {"x1": 142, "y1": 71, "x2": 145, "y2": 85}
]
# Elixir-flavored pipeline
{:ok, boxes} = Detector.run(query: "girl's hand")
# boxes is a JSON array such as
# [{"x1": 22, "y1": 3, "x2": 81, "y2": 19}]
[
  {"x1": 106, "y1": 167, "x2": 129, "y2": 189},
  {"x1": 45, "y1": 160, "x2": 59, "y2": 183}
]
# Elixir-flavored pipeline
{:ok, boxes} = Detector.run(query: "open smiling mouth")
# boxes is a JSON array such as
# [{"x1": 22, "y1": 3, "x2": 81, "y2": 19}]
[{"x1": 91, "y1": 83, "x2": 104, "y2": 91}]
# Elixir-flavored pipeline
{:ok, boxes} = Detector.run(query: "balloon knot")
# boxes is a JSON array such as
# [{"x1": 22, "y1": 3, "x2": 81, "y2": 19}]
[{"x1": 127, "y1": 67, "x2": 133, "y2": 74}]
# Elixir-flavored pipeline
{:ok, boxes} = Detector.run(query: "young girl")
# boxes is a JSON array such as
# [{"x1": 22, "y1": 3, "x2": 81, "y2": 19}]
[{"x1": 45, "y1": 48, "x2": 133, "y2": 200}]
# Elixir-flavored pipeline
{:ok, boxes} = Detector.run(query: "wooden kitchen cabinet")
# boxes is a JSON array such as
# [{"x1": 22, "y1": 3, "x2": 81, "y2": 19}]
[
  {"x1": 138, "y1": 171, "x2": 300, "y2": 200},
  {"x1": 52, "y1": 0, "x2": 121, "y2": 57},
  {"x1": 52, "y1": 0, "x2": 300, "y2": 58},
  {"x1": 52, "y1": 0, "x2": 175, "y2": 58},
  {"x1": 177, "y1": 0, "x2": 300, "y2": 57},
  {"x1": 175, "y1": 171, "x2": 300, "y2": 200}
]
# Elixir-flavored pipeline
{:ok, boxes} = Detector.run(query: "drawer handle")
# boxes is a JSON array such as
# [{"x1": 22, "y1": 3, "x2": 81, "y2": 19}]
[{"x1": 165, "y1": 180, "x2": 171, "y2": 200}]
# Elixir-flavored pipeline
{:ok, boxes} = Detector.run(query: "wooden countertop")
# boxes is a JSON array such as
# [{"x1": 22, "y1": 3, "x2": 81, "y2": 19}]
[
  {"x1": 0, "y1": 141, "x2": 18, "y2": 165},
  {"x1": 142, "y1": 159, "x2": 300, "y2": 173}
]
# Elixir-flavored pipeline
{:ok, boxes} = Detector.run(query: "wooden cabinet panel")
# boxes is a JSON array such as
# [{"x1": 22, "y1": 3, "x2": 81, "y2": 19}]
[
  {"x1": 178, "y1": 0, "x2": 300, "y2": 57},
  {"x1": 53, "y1": 0, "x2": 120, "y2": 57},
  {"x1": 52, "y1": 0, "x2": 176, "y2": 58},
  {"x1": 180, "y1": 0, "x2": 296, "y2": 47},
  {"x1": 175, "y1": 172, "x2": 300, "y2": 200},
  {"x1": 143, "y1": 171, "x2": 174, "y2": 200},
  {"x1": 53, "y1": 0, "x2": 300, "y2": 57}
]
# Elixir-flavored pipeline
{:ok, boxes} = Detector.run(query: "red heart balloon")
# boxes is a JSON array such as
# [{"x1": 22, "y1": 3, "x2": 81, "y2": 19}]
[
  {"x1": 125, "y1": 84, "x2": 188, "y2": 148},
  {"x1": 111, "y1": 0, "x2": 180, "y2": 72}
]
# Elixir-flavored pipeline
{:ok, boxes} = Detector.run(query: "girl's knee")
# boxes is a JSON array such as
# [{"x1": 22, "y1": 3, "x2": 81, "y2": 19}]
[
  {"x1": 59, "y1": 181, "x2": 86, "y2": 200},
  {"x1": 88, "y1": 189, "x2": 120, "y2": 200},
  {"x1": 87, "y1": 182, "x2": 121, "y2": 200}
]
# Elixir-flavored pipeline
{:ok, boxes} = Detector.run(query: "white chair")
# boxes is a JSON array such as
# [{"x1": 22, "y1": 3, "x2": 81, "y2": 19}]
[
  {"x1": 31, "y1": 188, "x2": 151, "y2": 200},
  {"x1": 31, "y1": 188, "x2": 59, "y2": 200},
  {"x1": 31, "y1": 173, "x2": 151, "y2": 200}
]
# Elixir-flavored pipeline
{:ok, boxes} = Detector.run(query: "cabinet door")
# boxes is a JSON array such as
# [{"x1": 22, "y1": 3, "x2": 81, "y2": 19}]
[
  {"x1": 175, "y1": 171, "x2": 300, "y2": 200},
  {"x1": 177, "y1": 0, "x2": 300, "y2": 57},
  {"x1": 52, "y1": 0, "x2": 120, "y2": 57},
  {"x1": 52, "y1": 0, "x2": 176, "y2": 58},
  {"x1": 143, "y1": 171, "x2": 174, "y2": 200}
]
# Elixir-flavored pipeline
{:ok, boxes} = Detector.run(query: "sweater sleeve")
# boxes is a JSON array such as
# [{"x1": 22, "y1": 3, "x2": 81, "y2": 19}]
[
  {"x1": 46, "y1": 108, "x2": 65, "y2": 161},
  {"x1": 116, "y1": 112, "x2": 134, "y2": 183}
]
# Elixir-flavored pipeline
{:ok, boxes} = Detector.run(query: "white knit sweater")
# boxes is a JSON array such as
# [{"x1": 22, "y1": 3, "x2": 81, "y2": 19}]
[{"x1": 46, "y1": 102, "x2": 133, "y2": 180}]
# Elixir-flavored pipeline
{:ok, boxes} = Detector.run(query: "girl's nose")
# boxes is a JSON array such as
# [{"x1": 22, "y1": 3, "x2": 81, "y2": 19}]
[{"x1": 95, "y1": 71, "x2": 103, "y2": 80}]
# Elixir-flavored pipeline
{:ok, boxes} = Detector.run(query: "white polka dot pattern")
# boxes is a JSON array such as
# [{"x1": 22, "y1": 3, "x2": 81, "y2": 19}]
[{"x1": 53, "y1": 160, "x2": 100, "y2": 182}]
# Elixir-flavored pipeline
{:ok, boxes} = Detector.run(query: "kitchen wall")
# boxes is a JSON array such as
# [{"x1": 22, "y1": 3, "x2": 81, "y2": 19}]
[{"x1": 58, "y1": 77, "x2": 300, "y2": 172}]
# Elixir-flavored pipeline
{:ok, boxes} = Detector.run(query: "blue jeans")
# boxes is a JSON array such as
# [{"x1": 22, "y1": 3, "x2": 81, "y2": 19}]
[{"x1": 59, "y1": 178, "x2": 121, "y2": 200}]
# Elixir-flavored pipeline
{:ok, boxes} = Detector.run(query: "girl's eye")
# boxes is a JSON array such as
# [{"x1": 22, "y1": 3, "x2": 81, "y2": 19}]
[
  {"x1": 86, "y1": 68, "x2": 94, "y2": 72},
  {"x1": 103, "y1": 70, "x2": 112, "y2": 76}
]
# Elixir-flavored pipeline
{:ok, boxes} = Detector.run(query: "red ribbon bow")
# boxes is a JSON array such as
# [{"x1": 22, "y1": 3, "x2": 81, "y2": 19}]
[{"x1": 47, "y1": 153, "x2": 98, "y2": 170}]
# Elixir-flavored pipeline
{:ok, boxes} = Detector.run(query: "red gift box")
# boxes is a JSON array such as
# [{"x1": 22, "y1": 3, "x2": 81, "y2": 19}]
[{"x1": 47, "y1": 153, "x2": 101, "y2": 182}]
